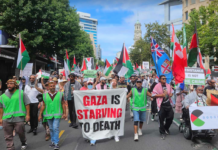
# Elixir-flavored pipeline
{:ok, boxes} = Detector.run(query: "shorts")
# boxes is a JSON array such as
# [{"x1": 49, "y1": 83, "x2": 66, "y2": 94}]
[{"x1": 133, "y1": 110, "x2": 146, "y2": 122}]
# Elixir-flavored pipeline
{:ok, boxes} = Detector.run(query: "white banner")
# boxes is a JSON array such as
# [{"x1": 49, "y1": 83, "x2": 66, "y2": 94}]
[
  {"x1": 20, "y1": 63, "x2": 33, "y2": 77},
  {"x1": 189, "y1": 106, "x2": 218, "y2": 130},
  {"x1": 142, "y1": 61, "x2": 149, "y2": 69},
  {"x1": 185, "y1": 67, "x2": 205, "y2": 85},
  {"x1": 74, "y1": 89, "x2": 126, "y2": 140}
]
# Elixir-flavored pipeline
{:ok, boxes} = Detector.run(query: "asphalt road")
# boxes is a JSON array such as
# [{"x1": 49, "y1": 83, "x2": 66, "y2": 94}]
[{"x1": 0, "y1": 108, "x2": 218, "y2": 150}]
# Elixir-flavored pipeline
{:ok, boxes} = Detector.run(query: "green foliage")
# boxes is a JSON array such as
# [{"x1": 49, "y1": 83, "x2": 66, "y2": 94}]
[
  {"x1": 0, "y1": 0, "x2": 94, "y2": 65},
  {"x1": 130, "y1": 22, "x2": 170, "y2": 66},
  {"x1": 98, "y1": 60, "x2": 105, "y2": 67},
  {"x1": 176, "y1": 0, "x2": 218, "y2": 57}
]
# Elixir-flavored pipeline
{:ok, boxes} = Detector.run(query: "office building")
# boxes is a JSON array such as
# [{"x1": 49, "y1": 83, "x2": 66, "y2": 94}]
[
  {"x1": 96, "y1": 44, "x2": 102, "y2": 60},
  {"x1": 89, "y1": 33, "x2": 96, "y2": 57},
  {"x1": 77, "y1": 11, "x2": 98, "y2": 57}
]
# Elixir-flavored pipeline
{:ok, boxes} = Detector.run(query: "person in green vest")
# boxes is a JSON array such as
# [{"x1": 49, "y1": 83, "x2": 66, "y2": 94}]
[
  {"x1": 0, "y1": 79, "x2": 30, "y2": 150},
  {"x1": 127, "y1": 78, "x2": 152, "y2": 141},
  {"x1": 38, "y1": 81, "x2": 66, "y2": 150}
]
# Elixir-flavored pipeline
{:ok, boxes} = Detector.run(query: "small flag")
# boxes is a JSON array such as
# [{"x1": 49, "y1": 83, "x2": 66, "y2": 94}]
[
  {"x1": 66, "y1": 50, "x2": 71, "y2": 71},
  {"x1": 103, "y1": 59, "x2": 113, "y2": 76},
  {"x1": 72, "y1": 55, "x2": 76, "y2": 70}
]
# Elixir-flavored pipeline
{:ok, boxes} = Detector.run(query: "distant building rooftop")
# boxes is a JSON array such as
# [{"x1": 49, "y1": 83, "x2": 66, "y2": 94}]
[{"x1": 159, "y1": 0, "x2": 182, "y2": 5}]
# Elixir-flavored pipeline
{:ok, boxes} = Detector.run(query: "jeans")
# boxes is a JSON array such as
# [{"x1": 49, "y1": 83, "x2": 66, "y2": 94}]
[
  {"x1": 68, "y1": 98, "x2": 77, "y2": 125},
  {"x1": 47, "y1": 118, "x2": 61, "y2": 145},
  {"x1": 133, "y1": 110, "x2": 146, "y2": 122},
  {"x1": 30, "y1": 103, "x2": 39, "y2": 129}
]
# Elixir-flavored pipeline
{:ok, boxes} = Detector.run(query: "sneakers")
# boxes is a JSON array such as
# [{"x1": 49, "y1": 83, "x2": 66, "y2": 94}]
[
  {"x1": 54, "y1": 144, "x2": 59, "y2": 150},
  {"x1": 45, "y1": 133, "x2": 51, "y2": 141},
  {"x1": 138, "y1": 128, "x2": 143, "y2": 136},
  {"x1": 114, "y1": 136, "x2": 119, "y2": 142},
  {"x1": 165, "y1": 130, "x2": 170, "y2": 135},
  {"x1": 33, "y1": 128, "x2": 37, "y2": 135},
  {"x1": 21, "y1": 143, "x2": 27, "y2": 150},
  {"x1": 49, "y1": 143, "x2": 55, "y2": 148},
  {"x1": 134, "y1": 134, "x2": 138, "y2": 141},
  {"x1": 151, "y1": 115, "x2": 155, "y2": 121},
  {"x1": 90, "y1": 140, "x2": 96, "y2": 146},
  {"x1": 161, "y1": 134, "x2": 166, "y2": 140}
]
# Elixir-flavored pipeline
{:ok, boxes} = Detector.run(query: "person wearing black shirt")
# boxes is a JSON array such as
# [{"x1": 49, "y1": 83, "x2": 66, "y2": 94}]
[
  {"x1": 203, "y1": 79, "x2": 216, "y2": 96},
  {"x1": 117, "y1": 76, "x2": 127, "y2": 89}
]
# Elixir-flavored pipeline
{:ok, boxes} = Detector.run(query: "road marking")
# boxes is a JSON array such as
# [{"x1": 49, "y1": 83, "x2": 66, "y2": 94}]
[
  {"x1": 68, "y1": 120, "x2": 71, "y2": 123},
  {"x1": 59, "y1": 130, "x2": 65, "y2": 138}
]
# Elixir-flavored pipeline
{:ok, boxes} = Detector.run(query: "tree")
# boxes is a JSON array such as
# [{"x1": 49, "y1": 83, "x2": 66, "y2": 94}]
[
  {"x1": 130, "y1": 22, "x2": 170, "y2": 66},
  {"x1": 144, "y1": 21, "x2": 170, "y2": 52},
  {"x1": 129, "y1": 38, "x2": 152, "y2": 66},
  {"x1": 98, "y1": 60, "x2": 105, "y2": 67},
  {"x1": 0, "y1": 0, "x2": 94, "y2": 66}
]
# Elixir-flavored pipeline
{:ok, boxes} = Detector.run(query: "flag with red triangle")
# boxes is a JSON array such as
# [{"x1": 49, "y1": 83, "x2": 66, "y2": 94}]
[
  {"x1": 66, "y1": 50, "x2": 71, "y2": 71},
  {"x1": 72, "y1": 55, "x2": 76, "y2": 70},
  {"x1": 103, "y1": 59, "x2": 113, "y2": 76},
  {"x1": 115, "y1": 57, "x2": 119, "y2": 62},
  {"x1": 17, "y1": 34, "x2": 30, "y2": 70},
  {"x1": 96, "y1": 64, "x2": 99, "y2": 70}
]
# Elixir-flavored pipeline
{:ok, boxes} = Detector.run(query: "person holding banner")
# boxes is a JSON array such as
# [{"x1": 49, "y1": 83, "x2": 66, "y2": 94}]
[
  {"x1": 38, "y1": 81, "x2": 67, "y2": 150},
  {"x1": 127, "y1": 78, "x2": 152, "y2": 141},
  {"x1": 152, "y1": 75, "x2": 174, "y2": 140},
  {"x1": 64, "y1": 73, "x2": 82, "y2": 128},
  {"x1": 0, "y1": 79, "x2": 30, "y2": 150}
]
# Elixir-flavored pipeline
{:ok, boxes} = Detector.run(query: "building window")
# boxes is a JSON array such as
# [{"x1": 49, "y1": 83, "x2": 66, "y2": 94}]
[
  {"x1": 186, "y1": 0, "x2": 188, "y2": 7},
  {"x1": 191, "y1": 0, "x2": 196, "y2": 4},
  {"x1": 200, "y1": 0, "x2": 205, "y2": 2},
  {"x1": 185, "y1": 11, "x2": 188, "y2": 20}
]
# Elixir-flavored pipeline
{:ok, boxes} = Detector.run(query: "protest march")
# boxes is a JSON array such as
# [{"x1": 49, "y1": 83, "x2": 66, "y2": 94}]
[{"x1": 1, "y1": 1, "x2": 218, "y2": 150}]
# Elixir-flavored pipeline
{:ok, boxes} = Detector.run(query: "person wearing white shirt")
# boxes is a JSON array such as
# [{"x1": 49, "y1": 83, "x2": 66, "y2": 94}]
[{"x1": 24, "y1": 75, "x2": 42, "y2": 135}]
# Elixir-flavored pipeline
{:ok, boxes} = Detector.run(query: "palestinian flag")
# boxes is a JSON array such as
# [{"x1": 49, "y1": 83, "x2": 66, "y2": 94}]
[
  {"x1": 188, "y1": 24, "x2": 204, "y2": 69},
  {"x1": 135, "y1": 63, "x2": 140, "y2": 73},
  {"x1": 81, "y1": 57, "x2": 94, "y2": 72},
  {"x1": 17, "y1": 34, "x2": 30, "y2": 70},
  {"x1": 103, "y1": 59, "x2": 112, "y2": 76},
  {"x1": 66, "y1": 50, "x2": 71, "y2": 71},
  {"x1": 114, "y1": 44, "x2": 134, "y2": 77},
  {"x1": 72, "y1": 55, "x2": 76, "y2": 70},
  {"x1": 206, "y1": 90, "x2": 218, "y2": 106},
  {"x1": 64, "y1": 60, "x2": 70, "y2": 78},
  {"x1": 96, "y1": 64, "x2": 99, "y2": 70},
  {"x1": 115, "y1": 57, "x2": 119, "y2": 62},
  {"x1": 205, "y1": 69, "x2": 211, "y2": 78}
]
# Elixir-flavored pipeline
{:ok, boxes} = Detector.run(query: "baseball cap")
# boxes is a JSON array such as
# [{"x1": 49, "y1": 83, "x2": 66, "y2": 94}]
[
  {"x1": 83, "y1": 78, "x2": 88, "y2": 83},
  {"x1": 100, "y1": 77, "x2": 106, "y2": 81},
  {"x1": 136, "y1": 78, "x2": 142, "y2": 83}
]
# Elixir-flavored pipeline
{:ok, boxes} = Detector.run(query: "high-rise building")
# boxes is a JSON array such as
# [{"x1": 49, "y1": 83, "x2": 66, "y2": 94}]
[
  {"x1": 96, "y1": 44, "x2": 102, "y2": 60},
  {"x1": 134, "y1": 20, "x2": 142, "y2": 44},
  {"x1": 89, "y1": 33, "x2": 96, "y2": 57},
  {"x1": 77, "y1": 11, "x2": 98, "y2": 57}
]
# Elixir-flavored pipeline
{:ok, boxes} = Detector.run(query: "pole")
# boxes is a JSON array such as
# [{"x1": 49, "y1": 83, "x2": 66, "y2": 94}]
[{"x1": 19, "y1": 33, "x2": 23, "y2": 78}]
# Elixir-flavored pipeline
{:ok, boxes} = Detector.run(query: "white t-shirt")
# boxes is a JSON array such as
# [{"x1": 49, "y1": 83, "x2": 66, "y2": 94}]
[{"x1": 24, "y1": 84, "x2": 42, "y2": 103}]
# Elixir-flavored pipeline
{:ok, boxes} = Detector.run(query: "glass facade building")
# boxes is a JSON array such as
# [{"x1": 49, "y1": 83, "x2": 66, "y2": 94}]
[{"x1": 77, "y1": 12, "x2": 98, "y2": 54}]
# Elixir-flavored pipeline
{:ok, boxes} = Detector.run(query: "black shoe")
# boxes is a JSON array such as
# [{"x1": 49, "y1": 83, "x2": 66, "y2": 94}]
[
  {"x1": 49, "y1": 142, "x2": 55, "y2": 148},
  {"x1": 69, "y1": 123, "x2": 73, "y2": 127},
  {"x1": 33, "y1": 128, "x2": 37, "y2": 135},
  {"x1": 72, "y1": 123, "x2": 78, "y2": 128},
  {"x1": 165, "y1": 130, "x2": 170, "y2": 135},
  {"x1": 27, "y1": 129, "x2": 33, "y2": 133},
  {"x1": 161, "y1": 134, "x2": 166, "y2": 140}
]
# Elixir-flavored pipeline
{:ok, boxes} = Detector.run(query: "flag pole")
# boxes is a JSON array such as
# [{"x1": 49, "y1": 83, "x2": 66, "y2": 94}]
[{"x1": 19, "y1": 33, "x2": 23, "y2": 78}]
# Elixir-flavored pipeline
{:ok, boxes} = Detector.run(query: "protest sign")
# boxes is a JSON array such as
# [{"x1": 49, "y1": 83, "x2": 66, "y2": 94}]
[
  {"x1": 184, "y1": 67, "x2": 205, "y2": 85},
  {"x1": 74, "y1": 89, "x2": 126, "y2": 140},
  {"x1": 83, "y1": 70, "x2": 97, "y2": 78},
  {"x1": 189, "y1": 106, "x2": 218, "y2": 130},
  {"x1": 142, "y1": 61, "x2": 149, "y2": 69},
  {"x1": 20, "y1": 63, "x2": 33, "y2": 77}
]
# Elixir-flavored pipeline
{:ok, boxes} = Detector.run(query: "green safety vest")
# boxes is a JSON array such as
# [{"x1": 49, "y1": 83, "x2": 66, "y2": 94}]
[
  {"x1": 0, "y1": 90, "x2": 26, "y2": 120},
  {"x1": 131, "y1": 88, "x2": 147, "y2": 111},
  {"x1": 43, "y1": 92, "x2": 63, "y2": 119}
]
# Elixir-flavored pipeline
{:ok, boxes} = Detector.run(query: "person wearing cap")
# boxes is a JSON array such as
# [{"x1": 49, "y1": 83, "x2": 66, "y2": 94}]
[
  {"x1": 64, "y1": 73, "x2": 82, "y2": 128},
  {"x1": 117, "y1": 75, "x2": 127, "y2": 89},
  {"x1": 127, "y1": 78, "x2": 152, "y2": 141},
  {"x1": 0, "y1": 79, "x2": 30, "y2": 150},
  {"x1": 24, "y1": 75, "x2": 42, "y2": 135},
  {"x1": 20, "y1": 77, "x2": 27, "y2": 91},
  {"x1": 80, "y1": 78, "x2": 89, "y2": 90},
  {"x1": 38, "y1": 81, "x2": 67, "y2": 150},
  {"x1": 96, "y1": 77, "x2": 107, "y2": 90},
  {"x1": 52, "y1": 77, "x2": 59, "y2": 91}
]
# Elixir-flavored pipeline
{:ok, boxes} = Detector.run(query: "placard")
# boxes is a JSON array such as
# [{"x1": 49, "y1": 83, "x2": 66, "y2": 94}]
[
  {"x1": 74, "y1": 89, "x2": 126, "y2": 140},
  {"x1": 20, "y1": 63, "x2": 33, "y2": 77},
  {"x1": 184, "y1": 67, "x2": 205, "y2": 85},
  {"x1": 142, "y1": 61, "x2": 149, "y2": 69},
  {"x1": 83, "y1": 70, "x2": 97, "y2": 78},
  {"x1": 189, "y1": 106, "x2": 218, "y2": 130}
]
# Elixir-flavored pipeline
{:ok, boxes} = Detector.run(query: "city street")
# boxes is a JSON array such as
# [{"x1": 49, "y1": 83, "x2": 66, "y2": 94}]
[{"x1": 1, "y1": 107, "x2": 218, "y2": 150}]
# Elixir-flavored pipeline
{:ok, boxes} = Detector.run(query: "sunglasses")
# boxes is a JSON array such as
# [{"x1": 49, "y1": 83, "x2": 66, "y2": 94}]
[
  {"x1": 161, "y1": 78, "x2": 166, "y2": 80},
  {"x1": 198, "y1": 89, "x2": 203, "y2": 91},
  {"x1": 30, "y1": 78, "x2": 34, "y2": 79}
]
